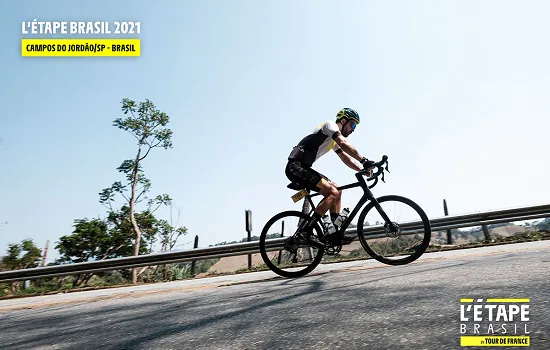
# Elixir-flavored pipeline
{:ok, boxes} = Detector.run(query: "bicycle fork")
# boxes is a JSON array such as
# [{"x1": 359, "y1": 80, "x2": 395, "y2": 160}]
[{"x1": 371, "y1": 199, "x2": 399, "y2": 234}]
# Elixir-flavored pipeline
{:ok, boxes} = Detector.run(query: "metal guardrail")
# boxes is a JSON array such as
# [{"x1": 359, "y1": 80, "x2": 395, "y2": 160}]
[{"x1": 1, "y1": 203, "x2": 549, "y2": 283}]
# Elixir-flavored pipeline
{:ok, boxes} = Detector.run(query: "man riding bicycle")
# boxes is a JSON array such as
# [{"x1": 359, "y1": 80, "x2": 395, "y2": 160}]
[{"x1": 285, "y1": 107, "x2": 376, "y2": 243}]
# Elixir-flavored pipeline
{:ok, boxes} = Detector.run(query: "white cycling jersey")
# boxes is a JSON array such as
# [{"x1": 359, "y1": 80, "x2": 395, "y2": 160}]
[{"x1": 288, "y1": 121, "x2": 342, "y2": 166}]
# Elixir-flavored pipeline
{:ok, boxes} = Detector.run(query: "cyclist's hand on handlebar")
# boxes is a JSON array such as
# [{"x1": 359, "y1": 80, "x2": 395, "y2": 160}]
[
  {"x1": 360, "y1": 157, "x2": 376, "y2": 176},
  {"x1": 360, "y1": 157, "x2": 376, "y2": 170}
]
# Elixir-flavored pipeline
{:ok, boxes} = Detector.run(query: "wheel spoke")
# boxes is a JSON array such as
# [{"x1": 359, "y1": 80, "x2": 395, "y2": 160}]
[
  {"x1": 358, "y1": 195, "x2": 431, "y2": 265},
  {"x1": 259, "y1": 211, "x2": 324, "y2": 278}
]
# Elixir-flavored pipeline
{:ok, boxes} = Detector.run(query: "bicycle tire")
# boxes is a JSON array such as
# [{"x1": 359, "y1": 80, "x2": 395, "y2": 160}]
[
  {"x1": 259, "y1": 210, "x2": 324, "y2": 278},
  {"x1": 357, "y1": 195, "x2": 432, "y2": 265}
]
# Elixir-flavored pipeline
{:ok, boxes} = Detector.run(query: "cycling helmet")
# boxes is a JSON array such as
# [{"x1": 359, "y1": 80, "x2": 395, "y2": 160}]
[{"x1": 336, "y1": 108, "x2": 360, "y2": 124}]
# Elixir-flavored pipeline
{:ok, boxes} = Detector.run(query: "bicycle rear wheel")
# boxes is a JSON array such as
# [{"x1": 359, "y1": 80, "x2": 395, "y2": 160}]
[
  {"x1": 259, "y1": 210, "x2": 324, "y2": 278},
  {"x1": 357, "y1": 195, "x2": 431, "y2": 265}
]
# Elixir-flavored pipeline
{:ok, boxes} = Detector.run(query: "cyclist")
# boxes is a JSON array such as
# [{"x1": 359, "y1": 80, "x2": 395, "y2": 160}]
[{"x1": 285, "y1": 107, "x2": 376, "y2": 243}]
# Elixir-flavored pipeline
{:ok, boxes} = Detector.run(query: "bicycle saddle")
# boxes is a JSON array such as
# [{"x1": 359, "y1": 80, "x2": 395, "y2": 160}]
[{"x1": 287, "y1": 182, "x2": 303, "y2": 191}]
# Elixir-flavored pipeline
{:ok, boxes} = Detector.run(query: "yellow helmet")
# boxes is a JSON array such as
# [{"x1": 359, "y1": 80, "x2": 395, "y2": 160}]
[{"x1": 336, "y1": 108, "x2": 360, "y2": 124}]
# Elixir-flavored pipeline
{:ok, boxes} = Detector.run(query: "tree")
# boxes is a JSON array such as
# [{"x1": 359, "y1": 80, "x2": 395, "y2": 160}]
[
  {"x1": 56, "y1": 218, "x2": 112, "y2": 265},
  {"x1": 55, "y1": 218, "x2": 113, "y2": 287},
  {"x1": 2, "y1": 239, "x2": 42, "y2": 270},
  {"x1": 55, "y1": 207, "x2": 171, "y2": 287},
  {"x1": 105, "y1": 206, "x2": 160, "y2": 255},
  {"x1": 152, "y1": 204, "x2": 188, "y2": 281},
  {"x1": 99, "y1": 98, "x2": 174, "y2": 284},
  {"x1": 2, "y1": 239, "x2": 42, "y2": 293},
  {"x1": 157, "y1": 204, "x2": 188, "y2": 253}
]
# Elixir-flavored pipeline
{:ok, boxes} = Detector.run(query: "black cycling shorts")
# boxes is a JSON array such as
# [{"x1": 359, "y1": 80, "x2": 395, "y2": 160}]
[{"x1": 285, "y1": 160, "x2": 331, "y2": 192}]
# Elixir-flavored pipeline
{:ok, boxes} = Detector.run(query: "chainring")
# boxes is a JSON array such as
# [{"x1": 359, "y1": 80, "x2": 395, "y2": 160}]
[{"x1": 322, "y1": 235, "x2": 343, "y2": 255}]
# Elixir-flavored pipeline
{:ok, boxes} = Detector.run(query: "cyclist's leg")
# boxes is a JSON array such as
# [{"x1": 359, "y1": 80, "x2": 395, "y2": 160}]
[
  {"x1": 310, "y1": 178, "x2": 339, "y2": 217},
  {"x1": 329, "y1": 182, "x2": 342, "y2": 224},
  {"x1": 285, "y1": 161, "x2": 339, "y2": 228}
]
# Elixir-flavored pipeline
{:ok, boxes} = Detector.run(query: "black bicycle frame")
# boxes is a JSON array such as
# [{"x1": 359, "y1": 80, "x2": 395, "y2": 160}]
[{"x1": 303, "y1": 171, "x2": 393, "y2": 236}]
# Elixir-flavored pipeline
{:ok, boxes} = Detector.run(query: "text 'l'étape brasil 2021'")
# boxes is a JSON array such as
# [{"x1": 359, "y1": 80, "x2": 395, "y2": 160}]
[{"x1": 21, "y1": 20, "x2": 141, "y2": 57}]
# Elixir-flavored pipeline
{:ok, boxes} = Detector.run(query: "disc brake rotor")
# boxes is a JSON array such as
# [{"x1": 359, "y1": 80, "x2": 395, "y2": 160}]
[{"x1": 384, "y1": 222, "x2": 401, "y2": 238}]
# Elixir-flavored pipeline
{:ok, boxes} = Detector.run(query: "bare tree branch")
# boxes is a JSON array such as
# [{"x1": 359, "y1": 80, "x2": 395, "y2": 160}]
[
  {"x1": 138, "y1": 145, "x2": 153, "y2": 162},
  {"x1": 135, "y1": 187, "x2": 148, "y2": 203},
  {"x1": 142, "y1": 202, "x2": 164, "y2": 219},
  {"x1": 152, "y1": 139, "x2": 163, "y2": 148},
  {"x1": 101, "y1": 243, "x2": 126, "y2": 260}
]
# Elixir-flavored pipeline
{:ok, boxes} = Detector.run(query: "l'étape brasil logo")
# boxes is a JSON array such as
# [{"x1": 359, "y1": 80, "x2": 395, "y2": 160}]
[
  {"x1": 460, "y1": 298, "x2": 531, "y2": 347},
  {"x1": 21, "y1": 19, "x2": 141, "y2": 57}
]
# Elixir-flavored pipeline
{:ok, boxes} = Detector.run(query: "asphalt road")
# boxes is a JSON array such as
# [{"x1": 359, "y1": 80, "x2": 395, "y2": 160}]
[{"x1": 1, "y1": 241, "x2": 549, "y2": 350}]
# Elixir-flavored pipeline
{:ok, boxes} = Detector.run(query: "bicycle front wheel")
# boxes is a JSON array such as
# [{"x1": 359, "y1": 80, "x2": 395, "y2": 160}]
[
  {"x1": 357, "y1": 195, "x2": 432, "y2": 265},
  {"x1": 259, "y1": 210, "x2": 324, "y2": 278}
]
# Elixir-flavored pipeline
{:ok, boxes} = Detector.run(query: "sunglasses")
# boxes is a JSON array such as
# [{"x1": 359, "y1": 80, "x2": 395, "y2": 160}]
[{"x1": 350, "y1": 122, "x2": 357, "y2": 130}]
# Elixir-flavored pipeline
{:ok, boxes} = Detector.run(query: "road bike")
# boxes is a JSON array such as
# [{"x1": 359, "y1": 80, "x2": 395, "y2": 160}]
[{"x1": 259, "y1": 155, "x2": 432, "y2": 278}]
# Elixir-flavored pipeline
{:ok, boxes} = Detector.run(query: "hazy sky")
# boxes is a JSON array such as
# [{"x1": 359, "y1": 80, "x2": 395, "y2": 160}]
[{"x1": 1, "y1": 0, "x2": 549, "y2": 263}]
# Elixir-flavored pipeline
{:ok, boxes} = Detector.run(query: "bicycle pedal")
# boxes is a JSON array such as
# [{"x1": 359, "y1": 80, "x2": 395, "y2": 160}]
[{"x1": 306, "y1": 236, "x2": 325, "y2": 249}]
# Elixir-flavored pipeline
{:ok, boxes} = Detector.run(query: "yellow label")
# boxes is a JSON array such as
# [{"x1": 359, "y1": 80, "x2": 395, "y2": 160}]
[
  {"x1": 460, "y1": 336, "x2": 530, "y2": 347},
  {"x1": 21, "y1": 39, "x2": 140, "y2": 56},
  {"x1": 291, "y1": 189, "x2": 307, "y2": 203}
]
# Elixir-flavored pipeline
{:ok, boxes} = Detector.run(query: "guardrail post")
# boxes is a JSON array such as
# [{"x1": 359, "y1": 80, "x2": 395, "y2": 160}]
[
  {"x1": 246, "y1": 210, "x2": 252, "y2": 269},
  {"x1": 443, "y1": 199, "x2": 453, "y2": 244},
  {"x1": 190, "y1": 235, "x2": 199, "y2": 276},
  {"x1": 482, "y1": 225, "x2": 491, "y2": 241}
]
